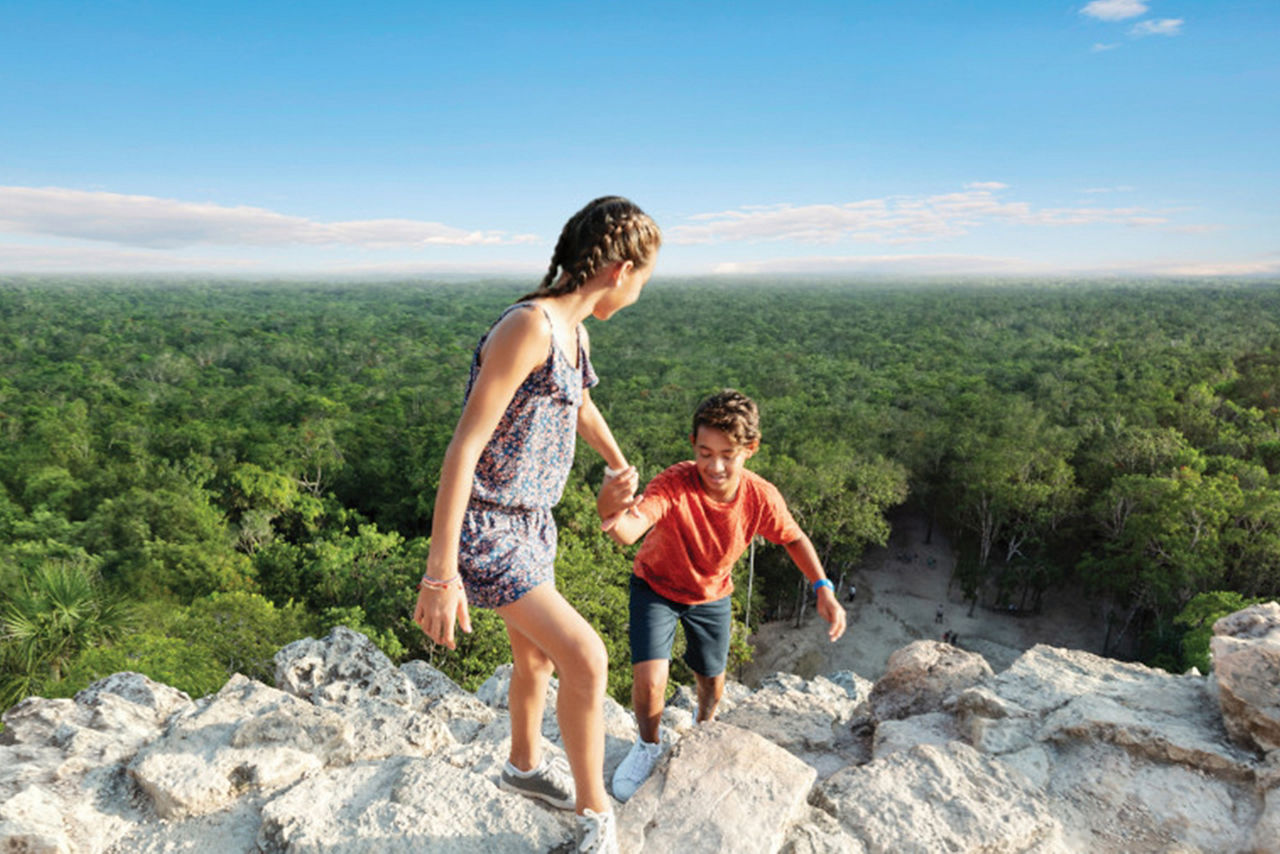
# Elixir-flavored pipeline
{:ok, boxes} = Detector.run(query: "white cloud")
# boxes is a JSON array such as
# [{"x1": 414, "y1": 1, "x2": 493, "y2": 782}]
[
  {"x1": 1131, "y1": 18, "x2": 1183, "y2": 36},
  {"x1": 1151, "y1": 258, "x2": 1280, "y2": 276},
  {"x1": 710, "y1": 254, "x2": 1044, "y2": 276},
  {"x1": 1091, "y1": 42, "x2": 1122, "y2": 52},
  {"x1": 1081, "y1": 0, "x2": 1148, "y2": 21},
  {"x1": 668, "y1": 185, "x2": 1174, "y2": 246},
  {"x1": 965, "y1": 181, "x2": 1008, "y2": 190},
  {"x1": 0, "y1": 186, "x2": 540, "y2": 250}
]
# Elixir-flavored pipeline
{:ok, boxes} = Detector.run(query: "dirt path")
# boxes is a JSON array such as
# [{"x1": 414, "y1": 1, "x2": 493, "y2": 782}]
[{"x1": 740, "y1": 511, "x2": 1109, "y2": 684}]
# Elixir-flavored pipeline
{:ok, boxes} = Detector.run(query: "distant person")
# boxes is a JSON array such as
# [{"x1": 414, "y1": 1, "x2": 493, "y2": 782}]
[
  {"x1": 596, "y1": 389, "x2": 847, "y2": 802},
  {"x1": 935, "y1": 603, "x2": 944, "y2": 623},
  {"x1": 847, "y1": 584, "x2": 857, "y2": 603},
  {"x1": 413, "y1": 196, "x2": 661, "y2": 854}
]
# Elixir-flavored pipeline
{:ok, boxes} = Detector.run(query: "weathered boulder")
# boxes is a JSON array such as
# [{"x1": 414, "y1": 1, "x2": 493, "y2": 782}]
[
  {"x1": 1211, "y1": 601, "x2": 1280, "y2": 753},
  {"x1": 815, "y1": 741, "x2": 1064, "y2": 853},
  {"x1": 0, "y1": 673, "x2": 194, "y2": 853},
  {"x1": 129, "y1": 673, "x2": 355, "y2": 818},
  {"x1": 870, "y1": 711, "x2": 956, "y2": 760},
  {"x1": 618, "y1": 721, "x2": 817, "y2": 854},
  {"x1": 867, "y1": 640, "x2": 993, "y2": 722},
  {"x1": 4, "y1": 606, "x2": 1280, "y2": 854},
  {"x1": 274, "y1": 625, "x2": 409, "y2": 706},
  {"x1": 256, "y1": 754, "x2": 573, "y2": 853}
]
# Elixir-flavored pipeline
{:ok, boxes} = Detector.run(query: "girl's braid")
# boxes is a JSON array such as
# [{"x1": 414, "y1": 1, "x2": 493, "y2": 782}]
[{"x1": 520, "y1": 197, "x2": 660, "y2": 302}]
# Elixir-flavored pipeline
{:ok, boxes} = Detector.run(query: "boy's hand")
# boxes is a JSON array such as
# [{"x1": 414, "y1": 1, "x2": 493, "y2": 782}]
[
  {"x1": 816, "y1": 586, "x2": 847, "y2": 642},
  {"x1": 598, "y1": 465, "x2": 640, "y2": 530}
]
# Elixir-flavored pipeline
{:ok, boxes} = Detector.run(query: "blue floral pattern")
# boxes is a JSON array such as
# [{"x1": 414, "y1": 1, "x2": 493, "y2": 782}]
[{"x1": 457, "y1": 302, "x2": 598, "y2": 608}]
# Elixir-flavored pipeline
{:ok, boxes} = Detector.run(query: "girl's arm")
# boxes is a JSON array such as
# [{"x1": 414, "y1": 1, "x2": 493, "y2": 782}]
[
  {"x1": 414, "y1": 307, "x2": 551, "y2": 649},
  {"x1": 577, "y1": 389, "x2": 628, "y2": 471},
  {"x1": 783, "y1": 534, "x2": 847, "y2": 642},
  {"x1": 574, "y1": 325, "x2": 628, "y2": 470}
]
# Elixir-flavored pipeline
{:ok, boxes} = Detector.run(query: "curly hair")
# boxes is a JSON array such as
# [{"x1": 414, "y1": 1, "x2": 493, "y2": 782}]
[
  {"x1": 691, "y1": 389, "x2": 761, "y2": 447},
  {"x1": 519, "y1": 196, "x2": 661, "y2": 301}
]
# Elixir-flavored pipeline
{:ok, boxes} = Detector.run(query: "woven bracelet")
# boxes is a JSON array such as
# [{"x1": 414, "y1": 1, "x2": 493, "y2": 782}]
[{"x1": 419, "y1": 573, "x2": 460, "y2": 591}]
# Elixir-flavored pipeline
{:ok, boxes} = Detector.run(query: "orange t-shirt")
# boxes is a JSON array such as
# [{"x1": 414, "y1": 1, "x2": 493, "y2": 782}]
[{"x1": 632, "y1": 461, "x2": 803, "y2": 604}]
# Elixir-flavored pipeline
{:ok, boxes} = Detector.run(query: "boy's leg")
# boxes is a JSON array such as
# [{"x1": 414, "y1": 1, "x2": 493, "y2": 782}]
[
  {"x1": 627, "y1": 575, "x2": 679, "y2": 739},
  {"x1": 679, "y1": 593, "x2": 733, "y2": 723},
  {"x1": 632, "y1": 658, "x2": 670, "y2": 744},
  {"x1": 504, "y1": 620, "x2": 556, "y2": 772},
  {"x1": 498, "y1": 584, "x2": 609, "y2": 815},
  {"x1": 693, "y1": 672, "x2": 726, "y2": 723}
]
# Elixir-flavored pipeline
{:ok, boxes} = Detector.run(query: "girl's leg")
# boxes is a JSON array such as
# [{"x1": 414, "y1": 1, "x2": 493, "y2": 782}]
[
  {"x1": 505, "y1": 620, "x2": 556, "y2": 772},
  {"x1": 498, "y1": 584, "x2": 609, "y2": 814}
]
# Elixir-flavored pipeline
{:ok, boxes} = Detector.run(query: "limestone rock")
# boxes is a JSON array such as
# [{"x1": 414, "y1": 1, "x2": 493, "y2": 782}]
[
  {"x1": 617, "y1": 721, "x2": 817, "y2": 854},
  {"x1": 256, "y1": 754, "x2": 573, "y2": 853},
  {"x1": 275, "y1": 625, "x2": 413, "y2": 707},
  {"x1": 779, "y1": 806, "x2": 866, "y2": 854},
  {"x1": 721, "y1": 671, "x2": 867, "y2": 752},
  {"x1": 1041, "y1": 739, "x2": 1261, "y2": 853},
  {"x1": 721, "y1": 671, "x2": 870, "y2": 778},
  {"x1": 129, "y1": 673, "x2": 355, "y2": 818},
  {"x1": 1211, "y1": 601, "x2": 1280, "y2": 753},
  {"x1": 868, "y1": 640, "x2": 993, "y2": 722},
  {"x1": 399, "y1": 660, "x2": 496, "y2": 744},
  {"x1": 870, "y1": 712, "x2": 956, "y2": 760},
  {"x1": 815, "y1": 741, "x2": 1064, "y2": 853}
]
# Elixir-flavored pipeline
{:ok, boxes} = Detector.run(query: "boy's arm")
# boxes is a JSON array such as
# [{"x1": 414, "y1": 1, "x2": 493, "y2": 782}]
[{"x1": 783, "y1": 533, "x2": 847, "y2": 642}]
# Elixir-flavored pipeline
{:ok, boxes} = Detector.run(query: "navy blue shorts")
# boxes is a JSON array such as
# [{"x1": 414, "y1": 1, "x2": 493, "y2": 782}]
[{"x1": 628, "y1": 575, "x2": 732, "y2": 677}]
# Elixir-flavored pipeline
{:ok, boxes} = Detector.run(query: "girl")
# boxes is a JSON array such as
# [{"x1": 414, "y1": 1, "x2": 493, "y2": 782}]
[{"x1": 413, "y1": 196, "x2": 660, "y2": 854}]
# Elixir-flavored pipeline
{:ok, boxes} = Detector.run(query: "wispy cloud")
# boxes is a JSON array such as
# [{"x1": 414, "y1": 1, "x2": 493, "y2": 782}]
[
  {"x1": 669, "y1": 185, "x2": 1175, "y2": 246},
  {"x1": 965, "y1": 181, "x2": 1008, "y2": 190},
  {"x1": 1081, "y1": 0, "x2": 1148, "y2": 22},
  {"x1": 711, "y1": 254, "x2": 1045, "y2": 276},
  {"x1": 1091, "y1": 42, "x2": 1122, "y2": 52},
  {"x1": 1131, "y1": 18, "x2": 1183, "y2": 36},
  {"x1": 0, "y1": 186, "x2": 540, "y2": 250},
  {"x1": 1152, "y1": 258, "x2": 1280, "y2": 276}
]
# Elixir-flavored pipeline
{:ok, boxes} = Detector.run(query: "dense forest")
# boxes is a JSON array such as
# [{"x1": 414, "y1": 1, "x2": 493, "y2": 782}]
[{"x1": 3, "y1": 276, "x2": 1279, "y2": 710}]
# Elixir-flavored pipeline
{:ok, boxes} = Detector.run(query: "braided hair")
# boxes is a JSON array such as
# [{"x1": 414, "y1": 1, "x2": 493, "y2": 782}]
[{"x1": 519, "y1": 196, "x2": 661, "y2": 302}]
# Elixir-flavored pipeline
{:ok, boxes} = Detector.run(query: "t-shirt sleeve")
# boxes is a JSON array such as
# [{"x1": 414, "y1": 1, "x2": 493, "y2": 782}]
[
  {"x1": 756, "y1": 480, "x2": 804, "y2": 545},
  {"x1": 633, "y1": 465, "x2": 681, "y2": 526}
]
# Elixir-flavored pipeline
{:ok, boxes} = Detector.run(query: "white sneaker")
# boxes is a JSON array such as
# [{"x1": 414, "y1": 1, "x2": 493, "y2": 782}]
[
  {"x1": 610, "y1": 737, "x2": 662, "y2": 802},
  {"x1": 576, "y1": 808, "x2": 618, "y2": 854}
]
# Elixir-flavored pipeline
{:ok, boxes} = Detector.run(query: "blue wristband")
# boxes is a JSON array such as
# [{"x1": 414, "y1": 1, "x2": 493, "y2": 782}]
[{"x1": 812, "y1": 578, "x2": 833, "y2": 594}]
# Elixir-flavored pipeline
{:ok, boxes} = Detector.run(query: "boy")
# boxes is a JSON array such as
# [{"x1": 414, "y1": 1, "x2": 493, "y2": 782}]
[{"x1": 597, "y1": 389, "x2": 846, "y2": 802}]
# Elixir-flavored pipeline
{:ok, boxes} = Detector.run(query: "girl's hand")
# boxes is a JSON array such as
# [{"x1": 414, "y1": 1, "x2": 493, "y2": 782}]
[
  {"x1": 414, "y1": 580, "x2": 472, "y2": 650},
  {"x1": 598, "y1": 465, "x2": 640, "y2": 530},
  {"x1": 816, "y1": 586, "x2": 847, "y2": 642}
]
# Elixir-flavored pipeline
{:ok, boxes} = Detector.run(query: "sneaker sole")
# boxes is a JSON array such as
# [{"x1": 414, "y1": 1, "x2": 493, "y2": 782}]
[{"x1": 498, "y1": 776, "x2": 576, "y2": 811}]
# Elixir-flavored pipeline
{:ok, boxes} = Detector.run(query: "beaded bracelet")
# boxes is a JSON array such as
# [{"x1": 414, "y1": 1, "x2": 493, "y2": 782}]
[{"x1": 419, "y1": 573, "x2": 460, "y2": 591}]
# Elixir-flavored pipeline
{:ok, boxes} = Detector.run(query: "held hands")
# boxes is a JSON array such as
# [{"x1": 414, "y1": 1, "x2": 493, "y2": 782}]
[
  {"x1": 413, "y1": 568, "x2": 472, "y2": 650},
  {"x1": 597, "y1": 465, "x2": 641, "y2": 531},
  {"x1": 816, "y1": 586, "x2": 847, "y2": 642}
]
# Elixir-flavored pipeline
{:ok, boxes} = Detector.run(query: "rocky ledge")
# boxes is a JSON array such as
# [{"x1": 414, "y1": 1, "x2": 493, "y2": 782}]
[{"x1": 3, "y1": 602, "x2": 1279, "y2": 853}]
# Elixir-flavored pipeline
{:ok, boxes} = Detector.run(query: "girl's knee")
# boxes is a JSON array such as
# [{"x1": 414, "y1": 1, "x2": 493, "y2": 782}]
[{"x1": 559, "y1": 634, "x2": 608, "y2": 696}]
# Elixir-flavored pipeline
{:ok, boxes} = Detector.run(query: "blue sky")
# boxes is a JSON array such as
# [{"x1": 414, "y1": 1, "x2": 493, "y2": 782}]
[{"x1": 1, "y1": 0, "x2": 1276, "y2": 277}]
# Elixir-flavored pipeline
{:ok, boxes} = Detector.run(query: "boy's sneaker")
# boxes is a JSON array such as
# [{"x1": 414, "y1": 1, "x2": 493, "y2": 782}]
[
  {"x1": 499, "y1": 755, "x2": 575, "y2": 810},
  {"x1": 610, "y1": 737, "x2": 662, "y2": 802},
  {"x1": 576, "y1": 808, "x2": 618, "y2": 854}
]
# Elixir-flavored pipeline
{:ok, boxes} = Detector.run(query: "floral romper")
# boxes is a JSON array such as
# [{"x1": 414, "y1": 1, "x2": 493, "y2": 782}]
[{"x1": 457, "y1": 302, "x2": 598, "y2": 608}]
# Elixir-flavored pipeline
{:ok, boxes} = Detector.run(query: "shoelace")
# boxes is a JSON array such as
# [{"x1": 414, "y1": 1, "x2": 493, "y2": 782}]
[{"x1": 578, "y1": 809, "x2": 614, "y2": 851}]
